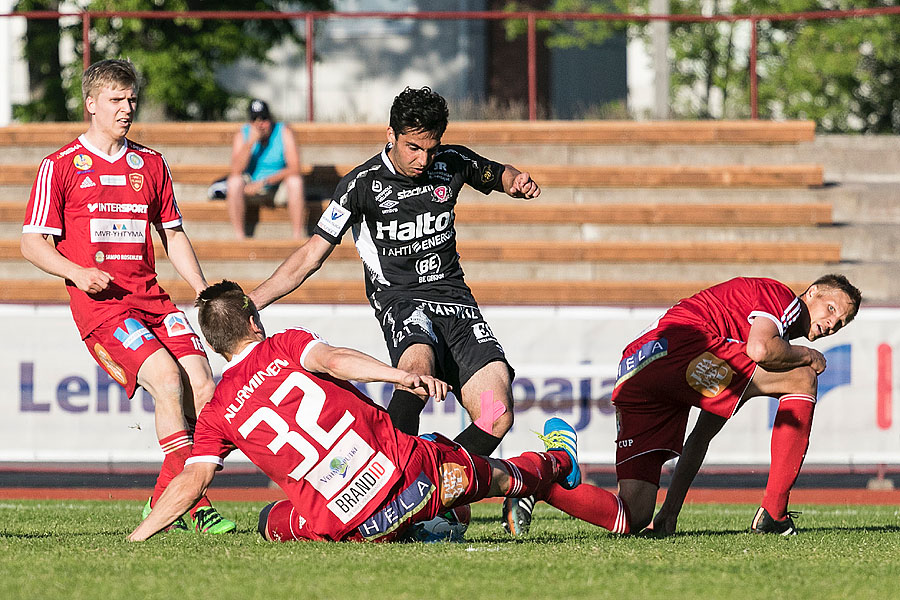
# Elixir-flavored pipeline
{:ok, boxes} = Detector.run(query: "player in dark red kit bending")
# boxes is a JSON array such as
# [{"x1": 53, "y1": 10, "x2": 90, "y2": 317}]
[
  {"x1": 126, "y1": 281, "x2": 642, "y2": 543},
  {"x1": 21, "y1": 59, "x2": 233, "y2": 533}
]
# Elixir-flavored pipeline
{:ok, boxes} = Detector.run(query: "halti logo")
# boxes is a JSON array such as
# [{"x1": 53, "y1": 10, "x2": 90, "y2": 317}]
[
  {"x1": 432, "y1": 186, "x2": 450, "y2": 203},
  {"x1": 113, "y1": 318, "x2": 155, "y2": 351}
]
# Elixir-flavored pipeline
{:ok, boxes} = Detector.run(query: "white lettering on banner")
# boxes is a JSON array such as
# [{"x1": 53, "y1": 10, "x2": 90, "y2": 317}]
[{"x1": 89, "y1": 219, "x2": 146, "y2": 243}]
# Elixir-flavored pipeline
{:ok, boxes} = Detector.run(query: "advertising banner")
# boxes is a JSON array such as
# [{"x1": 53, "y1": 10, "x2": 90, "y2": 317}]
[{"x1": 1, "y1": 304, "x2": 896, "y2": 466}]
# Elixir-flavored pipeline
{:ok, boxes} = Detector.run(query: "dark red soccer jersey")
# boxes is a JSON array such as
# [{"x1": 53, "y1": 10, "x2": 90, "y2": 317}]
[
  {"x1": 23, "y1": 136, "x2": 183, "y2": 337},
  {"x1": 188, "y1": 328, "x2": 417, "y2": 541},
  {"x1": 661, "y1": 277, "x2": 802, "y2": 342}
]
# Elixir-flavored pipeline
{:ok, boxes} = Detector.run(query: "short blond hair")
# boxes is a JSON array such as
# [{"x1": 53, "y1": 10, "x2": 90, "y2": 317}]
[{"x1": 82, "y1": 59, "x2": 139, "y2": 102}]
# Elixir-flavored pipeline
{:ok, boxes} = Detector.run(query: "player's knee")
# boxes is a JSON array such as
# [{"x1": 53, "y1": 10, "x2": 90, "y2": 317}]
[
  {"x1": 191, "y1": 376, "x2": 216, "y2": 408},
  {"x1": 492, "y1": 409, "x2": 513, "y2": 438}
]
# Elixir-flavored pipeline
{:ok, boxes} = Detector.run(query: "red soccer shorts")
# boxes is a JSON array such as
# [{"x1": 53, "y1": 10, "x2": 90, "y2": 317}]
[
  {"x1": 83, "y1": 309, "x2": 205, "y2": 398},
  {"x1": 612, "y1": 323, "x2": 757, "y2": 485},
  {"x1": 261, "y1": 433, "x2": 493, "y2": 543}
]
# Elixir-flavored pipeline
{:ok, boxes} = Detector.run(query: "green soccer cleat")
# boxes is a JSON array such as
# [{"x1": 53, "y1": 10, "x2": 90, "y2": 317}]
[
  {"x1": 141, "y1": 497, "x2": 190, "y2": 532},
  {"x1": 538, "y1": 417, "x2": 581, "y2": 489},
  {"x1": 193, "y1": 506, "x2": 237, "y2": 534}
]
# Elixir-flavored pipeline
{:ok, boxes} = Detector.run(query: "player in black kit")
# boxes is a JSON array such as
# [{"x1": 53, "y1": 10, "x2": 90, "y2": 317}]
[{"x1": 250, "y1": 87, "x2": 540, "y2": 460}]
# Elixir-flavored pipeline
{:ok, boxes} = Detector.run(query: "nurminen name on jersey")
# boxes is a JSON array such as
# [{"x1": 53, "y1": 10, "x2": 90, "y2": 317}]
[
  {"x1": 224, "y1": 358, "x2": 290, "y2": 422},
  {"x1": 376, "y1": 211, "x2": 452, "y2": 241},
  {"x1": 88, "y1": 202, "x2": 149, "y2": 214}
]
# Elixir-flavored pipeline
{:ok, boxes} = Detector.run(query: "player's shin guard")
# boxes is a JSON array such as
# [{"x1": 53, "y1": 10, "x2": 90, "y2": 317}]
[
  {"x1": 499, "y1": 450, "x2": 571, "y2": 499},
  {"x1": 151, "y1": 430, "x2": 193, "y2": 506},
  {"x1": 386, "y1": 389, "x2": 427, "y2": 436},
  {"x1": 542, "y1": 484, "x2": 631, "y2": 534},
  {"x1": 762, "y1": 394, "x2": 816, "y2": 520},
  {"x1": 454, "y1": 424, "x2": 503, "y2": 456}
]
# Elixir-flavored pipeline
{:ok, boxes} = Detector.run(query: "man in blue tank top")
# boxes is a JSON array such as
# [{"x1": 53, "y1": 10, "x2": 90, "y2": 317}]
[{"x1": 225, "y1": 99, "x2": 307, "y2": 240}]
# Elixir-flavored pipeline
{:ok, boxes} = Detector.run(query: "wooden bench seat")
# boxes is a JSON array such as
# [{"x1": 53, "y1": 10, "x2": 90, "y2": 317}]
[
  {"x1": 0, "y1": 201, "x2": 833, "y2": 227},
  {"x1": 0, "y1": 278, "x2": 808, "y2": 306},
  {"x1": 0, "y1": 120, "x2": 816, "y2": 148},
  {"x1": 0, "y1": 239, "x2": 842, "y2": 264}
]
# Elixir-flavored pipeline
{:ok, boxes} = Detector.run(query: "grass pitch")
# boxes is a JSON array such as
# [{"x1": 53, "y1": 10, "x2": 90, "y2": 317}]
[{"x1": 1, "y1": 500, "x2": 898, "y2": 600}]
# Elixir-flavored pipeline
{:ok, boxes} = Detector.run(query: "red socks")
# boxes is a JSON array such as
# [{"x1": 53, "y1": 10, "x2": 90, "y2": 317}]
[
  {"x1": 762, "y1": 394, "x2": 816, "y2": 519},
  {"x1": 541, "y1": 484, "x2": 631, "y2": 534},
  {"x1": 150, "y1": 430, "x2": 210, "y2": 517},
  {"x1": 498, "y1": 450, "x2": 570, "y2": 499}
]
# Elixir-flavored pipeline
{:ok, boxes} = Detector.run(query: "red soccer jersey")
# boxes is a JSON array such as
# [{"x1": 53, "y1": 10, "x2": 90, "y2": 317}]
[
  {"x1": 188, "y1": 328, "x2": 417, "y2": 541},
  {"x1": 23, "y1": 136, "x2": 183, "y2": 337},
  {"x1": 663, "y1": 277, "x2": 802, "y2": 341}
]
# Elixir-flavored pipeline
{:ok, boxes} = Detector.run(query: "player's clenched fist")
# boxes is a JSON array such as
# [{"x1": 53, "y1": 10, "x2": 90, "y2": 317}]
[
  {"x1": 72, "y1": 266, "x2": 113, "y2": 294},
  {"x1": 508, "y1": 171, "x2": 540, "y2": 199}
]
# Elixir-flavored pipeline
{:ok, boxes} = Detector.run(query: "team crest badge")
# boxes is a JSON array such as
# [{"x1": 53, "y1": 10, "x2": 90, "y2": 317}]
[
  {"x1": 128, "y1": 173, "x2": 144, "y2": 191},
  {"x1": 481, "y1": 165, "x2": 494, "y2": 184},
  {"x1": 439, "y1": 462, "x2": 469, "y2": 507},
  {"x1": 432, "y1": 185, "x2": 450, "y2": 203},
  {"x1": 685, "y1": 352, "x2": 734, "y2": 398},
  {"x1": 94, "y1": 251, "x2": 105, "y2": 264},
  {"x1": 73, "y1": 154, "x2": 93, "y2": 170},
  {"x1": 93, "y1": 343, "x2": 128, "y2": 386},
  {"x1": 126, "y1": 152, "x2": 145, "y2": 169}
]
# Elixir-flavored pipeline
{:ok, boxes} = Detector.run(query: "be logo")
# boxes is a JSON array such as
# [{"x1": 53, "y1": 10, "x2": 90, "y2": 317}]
[{"x1": 415, "y1": 253, "x2": 440, "y2": 275}]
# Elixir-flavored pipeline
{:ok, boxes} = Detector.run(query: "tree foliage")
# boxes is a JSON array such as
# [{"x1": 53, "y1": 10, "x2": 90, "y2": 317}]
[{"x1": 15, "y1": 1, "x2": 332, "y2": 121}]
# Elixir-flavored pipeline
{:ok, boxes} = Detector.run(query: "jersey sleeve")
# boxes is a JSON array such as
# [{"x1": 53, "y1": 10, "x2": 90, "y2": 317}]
[
  {"x1": 154, "y1": 156, "x2": 183, "y2": 230},
  {"x1": 22, "y1": 158, "x2": 65, "y2": 236},
  {"x1": 185, "y1": 410, "x2": 233, "y2": 469},
  {"x1": 277, "y1": 327, "x2": 328, "y2": 371},
  {"x1": 747, "y1": 279, "x2": 802, "y2": 336},
  {"x1": 449, "y1": 145, "x2": 506, "y2": 195},
  {"x1": 313, "y1": 168, "x2": 367, "y2": 243}
]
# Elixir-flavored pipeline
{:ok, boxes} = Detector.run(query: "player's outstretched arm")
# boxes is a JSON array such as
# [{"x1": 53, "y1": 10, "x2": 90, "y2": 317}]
[
  {"x1": 160, "y1": 226, "x2": 208, "y2": 295},
  {"x1": 746, "y1": 317, "x2": 826, "y2": 374},
  {"x1": 303, "y1": 343, "x2": 449, "y2": 402},
  {"x1": 20, "y1": 232, "x2": 113, "y2": 294},
  {"x1": 249, "y1": 235, "x2": 336, "y2": 309},
  {"x1": 651, "y1": 410, "x2": 727, "y2": 535},
  {"x1": 128, "y1": 462, "x2": 217, "y2": 541},
  {"x1": 500, "y1": 165, "x2": 540, "y2": 200}
]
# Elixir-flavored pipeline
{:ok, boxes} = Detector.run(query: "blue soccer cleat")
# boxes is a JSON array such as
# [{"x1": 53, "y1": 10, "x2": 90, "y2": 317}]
[{"x1": 538, "y1": 417, "x2": 581, "y2": 489}]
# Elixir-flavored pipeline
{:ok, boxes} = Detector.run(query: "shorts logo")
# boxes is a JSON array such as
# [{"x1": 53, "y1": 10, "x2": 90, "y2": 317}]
[
  {"x1": 163, "y1": 312, "x2": 195, "y2": 337},
  {"x1": 93, "y1": 342, "x2": 127, "y2": 386},
  {"x1": 326, "y1": 452, "x2": 396, "y2": 524},
  {"x1": 357, "y1": 472, "x2": 434, "y2": 540},
  {"x1": 616, "y1": 338, "x2": 668, "y2": 387},
  {"x1": 126, "y1": 152, "x2": 144, "y2": 169},
  {"x1": 306, "y1": 431, "x2": 374, "y2": 498},
  {"x1": 686, "y1": 352, "x2": 734, "y2": 397},
  {"x1": 432, "y1": 186, "x2": 450, "y2": 203},
  {"x1": 73, "y1": 154, "x2": 93, "y2": 170},
  {"x1": 439, "y1": 462, "x2": 469, "y2": 507},
  {"x1": 113, "y1": 318, "x2": 155, "y2": 351},
  {"x1": 129, "y1": 173, "x2": 144, "y2": 192},
  {"x1": 472, "y1": 322, "x2": 496, "y2": 342}
]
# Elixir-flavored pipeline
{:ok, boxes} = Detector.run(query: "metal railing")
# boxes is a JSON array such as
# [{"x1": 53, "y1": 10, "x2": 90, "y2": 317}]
[{"x1": 5, "y1": 6, "x2": 900, "y2": 121}]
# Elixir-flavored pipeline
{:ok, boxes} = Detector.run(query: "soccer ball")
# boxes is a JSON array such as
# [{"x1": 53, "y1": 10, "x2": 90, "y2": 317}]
[{"x1": 406, "y1": 505, "x2": 471, "y2": 542}]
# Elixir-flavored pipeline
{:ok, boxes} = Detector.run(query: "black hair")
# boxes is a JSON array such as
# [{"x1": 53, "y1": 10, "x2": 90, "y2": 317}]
[
  {"x1": 389, "y1": 86, "x2": 449, "y2": 138},
  {"x1": 195, "y1": 280, "x2": 258, "y2": 355}
]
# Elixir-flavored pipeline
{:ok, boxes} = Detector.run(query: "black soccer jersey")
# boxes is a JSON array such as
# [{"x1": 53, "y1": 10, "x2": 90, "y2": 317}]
[{"x1": 314, "y1": 144, "x2": 506, "y2": 302}]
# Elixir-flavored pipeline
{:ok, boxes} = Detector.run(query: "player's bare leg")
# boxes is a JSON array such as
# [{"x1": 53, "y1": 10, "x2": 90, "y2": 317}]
[
  {"x1": 387, "y1": 343, "x2": 437, "y2": 434},
  {"x1": 284, "y1": 173, "x2": 307, "y2": 241},
  {"x1": 617, "y1": 478, "x2": 659, "y2": 532},
  {"x1": 225, "y1": 173, "x2": 247, "y2": 240},
  {"x1": 457, "y1": 360, "x2": 513, "y2": 455},
  {"x1": 177, "y1": 353, "x2": 216, "y2": 419}
]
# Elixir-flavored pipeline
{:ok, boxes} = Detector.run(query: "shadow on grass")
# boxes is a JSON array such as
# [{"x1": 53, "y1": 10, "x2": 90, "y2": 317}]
[{"x1": 636, "y1": 523, "x2": 900, "y2": 539}]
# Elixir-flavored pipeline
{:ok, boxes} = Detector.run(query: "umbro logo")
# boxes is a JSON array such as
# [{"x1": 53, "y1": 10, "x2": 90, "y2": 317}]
[{"x1": 80, "y1": 176, "x2": 96, "y2": 189}]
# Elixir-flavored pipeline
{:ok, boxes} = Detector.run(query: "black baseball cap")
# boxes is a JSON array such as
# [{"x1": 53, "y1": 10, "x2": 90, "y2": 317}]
[{"x1": 249, "y1": 99, "x2": 271, "y2": 120}]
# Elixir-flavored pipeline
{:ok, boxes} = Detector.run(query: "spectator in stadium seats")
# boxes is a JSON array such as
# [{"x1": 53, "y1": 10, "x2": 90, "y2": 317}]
[
  {"x1": 225, "y1": 99, "x2": 306, "y2": 240},
  {"x1": 128, "y1": 280, "x2": 596, "y2": 543},
  {"x1": 20, "y1": 58, "x2": 234, "y2": 534},
  {"x1": 544, "y1": 275, "x2": 860, "y2": 537}
]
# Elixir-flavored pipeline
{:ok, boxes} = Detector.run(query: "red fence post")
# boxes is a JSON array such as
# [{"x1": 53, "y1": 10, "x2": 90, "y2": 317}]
[
  {"x1": 749, "y1": 17, "x2": 758, "y2": 119},
  {"x1": 527, "y1": 12, "x2": 537, "y2": 121},
  {"x1": 306, "y1": 13, "x2": 314, "y2": 122}
]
